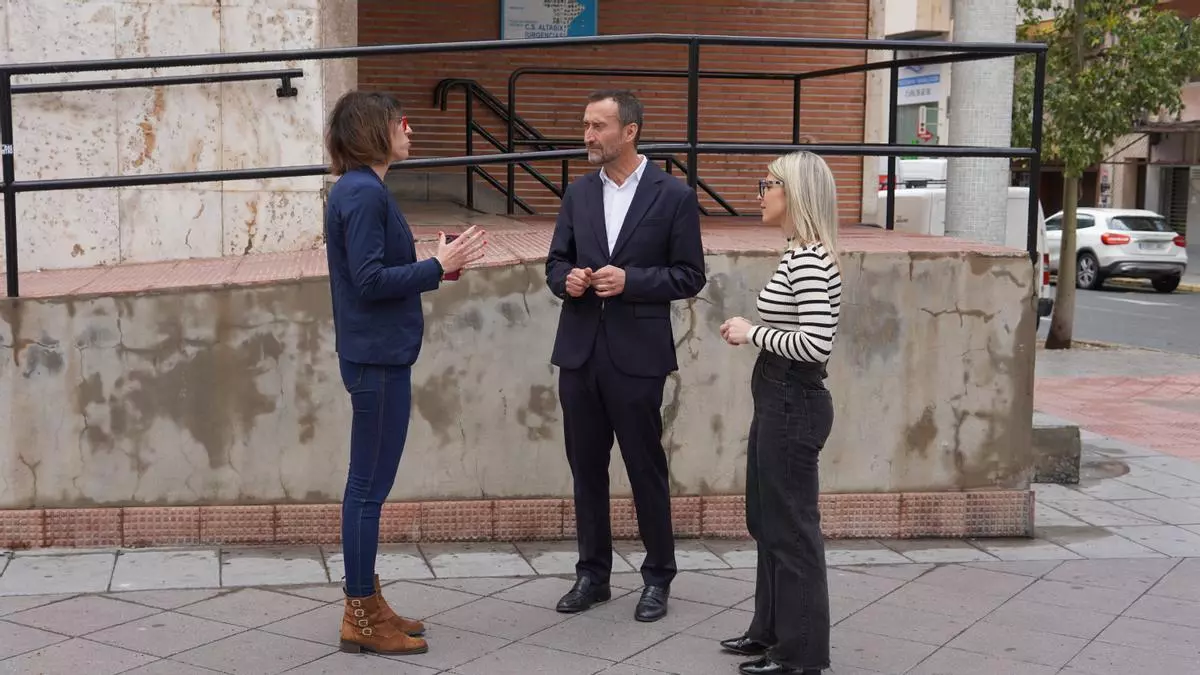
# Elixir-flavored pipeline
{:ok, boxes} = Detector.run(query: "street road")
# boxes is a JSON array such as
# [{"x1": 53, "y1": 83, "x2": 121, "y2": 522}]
[{"x1": 1038, "y1": 285, "x2": 1200, "y2": 355}]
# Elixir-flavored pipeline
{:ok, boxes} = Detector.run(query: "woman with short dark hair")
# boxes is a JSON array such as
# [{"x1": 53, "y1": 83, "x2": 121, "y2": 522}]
[{"x1": 323, "y1": 91, "x2": 485, "y2": 655}]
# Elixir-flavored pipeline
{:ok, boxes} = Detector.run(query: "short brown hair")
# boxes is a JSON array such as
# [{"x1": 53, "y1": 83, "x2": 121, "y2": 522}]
[{"x1": 326, "y1": 91, "x2": 404, "y2": 175}]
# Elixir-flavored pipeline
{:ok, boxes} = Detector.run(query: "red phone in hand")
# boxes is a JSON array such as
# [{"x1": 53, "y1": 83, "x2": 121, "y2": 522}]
[{"x1": 442, "y1": 233, "x2": 460, "y2": 281}]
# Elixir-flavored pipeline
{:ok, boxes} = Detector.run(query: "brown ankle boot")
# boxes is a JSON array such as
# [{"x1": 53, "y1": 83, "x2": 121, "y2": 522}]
[
  {"x1": 339, "y1": 592, "x2": 429, "y2": 655},
  {"x1": 374, "y1": 574, "x2": 426, "y2": 636}
]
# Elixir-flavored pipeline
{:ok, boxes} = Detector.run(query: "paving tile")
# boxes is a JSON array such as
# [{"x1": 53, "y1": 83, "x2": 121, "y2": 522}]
[
  {"x1": 829, "y1": 626, "x2": 939, "y2": 673},
  {"x1": 1114, "y1": 469, "x2": 1200, "y2": 499},
  {"x1": 838, "y1": 601, "x2": 974, "y2": 646},
  {"x1": 945, "y1": 620, "x2": 1089, "y2": 667},
  {"x1": 829, "y1": 593, "x2": 874, "y2": 625},
  {"x1": 593, "y1": 666, "x2": 674, "y2": 675},
  {"x1": 1123, "y1": 593, "x2": 1200, "y2": 630},
  {"x1": 0, "y1": 619, "x2": 66, "y2": 660},
  {"x1": 701, "y1": 540, "x2": 757, "y2": 569},
  {"x1": 0, "y1": 594, "x2": 74, "y2": 617},
  {"x1": 430, "y1": 596, "x2": 567, "y2": 641},
  {"x1": 970, "y1": 537, "x2": 1082, "y2": 561},
  {"x1": 1148, "y1": 557, "x2": 1200, "y2": 603},
  {"x1": 493, "y1": 577, "x2": 581, "y2": 610},
  {"x1": 585, "y1": 590, "x2": 725, "y2": 633},
  {"x1": 1066, "y1": 638, "x2": 1200, "y2": 674},
  {"x1": 616, "y1": 541, "x2": 729, "y2": 571},
  {"x1": 514, "y1": 542, "x2": 634, "y2": 576},
  {"x1": 983, "y1": 598, "x2": 1116, "y2": 640},
  {"x1": 286, "y1": 651, "x2": 439, "y2": 674},
  {"x1": 909, "y1": 564, "x2": 1033, "y2": 599},
  {"x1": 220, "y1": 547, "x2": 328, "y2": 587},
  {"x1": 1050, "y1": 500, "x2": 1162, "y2": 527},
  {"x1": 372, "y1": 581, "x2": 479, "y2": 619},
  {"x1": 178, "y1": 587, "x2": 325, "y2": 628},
  {"x1": 824, "y1": 541, "x2": 910, "y2": 566},
  {"x1": 624, "y1": 633, "x2": 753, "y2": 675},
  {"x1": 87, "y1": 610, "x2": 244, "y2": 657},
  {"x1": 1073, "y1": 480, "x2": 1163, "y2": 501},
  {"x1": 260, "y1": 602, "x2": 344, "y2": 647},
  {"x1": 1012, "y1": 579, "x2": 1143, "y2": 615},
  {"x1": 1039, "y1": 526, "x2": 1166, "y2": 559},
  {"x1": 1095, "y1": 615, "x2": 1200, "y2": 659},
  {"x1": 664, "y1": 570, "x2": 755, "y2": 608},
  {"x1": 385, "y1": 624, "x2": 508, "y2": 671},
  {"x1": 274, "y1": 584, "x2": 346, "y2": 603},
  {"x1": 878, "y1": 583, "x2": 1011, "y2": 621},
  {"x1": 325, "y1": 544, "x2": 432, "y2": 582},
  {"x1": 826, "y1": 568, "x2": 905, "y2": 603},
  {"x1": 962, "y1": 560, "x2": 1065, "y2": 577},
  {"x1": 104, "y1": 589, "x2": 223, "y2": 609},
  {"x1": 908, "y1": 647, "x2": 1060, "y2": 675},
  {"x1": 110, "y1": 550, "x2": 220, "y2": 591},
  {"x1": 680, "y1": 607, "x2": 754, "y2": 641},
  {"x1": 703, "y1": 568, "x2": 757, "y2": 582},
  {"x1": 120, "y1": 660, "x2": 233, "y2": 675},
  {"x1": 0, "y1": 637, "x2": 155, "y2": 675},
  {"x1": 1031, "y1": 504, "x2": 1091, "y2": 527},
  {"x1": 523, "y1": 613, "x2": 672, "y2": 661},
  {"x1": 1044, "y1": 557, "x2": 1179, "y2": 593},
  {"x1": 1108, "y1": 525, "x2": 1200, "y2": 557},
  {"x1": 173, "y1": 629, "x2": 335, "y2": 674},
  {"x1": 452, "y1": 642, "x2": 612, "y2": 675},
  {"x1": 1110, "y1": 498, "x2": 1200, "y2": 525},
  {"x1": 421, "y1": 543, "x2": 536, "y2": 578},
  {"x1": 5, "y1": 595, "x2": 160, "y2": 636},
  {"x1": 885, "y1": 539, "x2": 996, "y2": 563},
  {"x1": 417, "y1": 577, "x2": 527, "y2": 596},
  {"x1": 1032, "y1": 484, "x2": 1092, "y2": 505},
  {"x1": 837, "y1": 562, "x2": 934, "y2": 581},
  {"x1": 0, "y1": 553, "x2": 114, "y2": 596}
]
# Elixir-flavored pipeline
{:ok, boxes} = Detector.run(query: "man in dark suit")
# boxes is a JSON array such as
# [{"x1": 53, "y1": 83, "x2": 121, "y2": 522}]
[{"x1": 545, "y1": 90, "x2": 707, "y2": 623}]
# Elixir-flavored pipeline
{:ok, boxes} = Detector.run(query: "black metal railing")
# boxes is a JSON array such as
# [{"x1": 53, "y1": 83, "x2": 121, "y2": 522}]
[
  {"x1": 436, "y1": 77, "x2": 741, "y2": 215},
  {"x1": 0, "y1": 33, "x2": 1047, "y2": 298}
]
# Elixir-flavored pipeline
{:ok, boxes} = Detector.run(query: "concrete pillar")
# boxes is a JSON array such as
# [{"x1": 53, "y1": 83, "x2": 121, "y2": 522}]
[{"x1": 945, "y1": 0, "x2": 1018, "y2": 245}]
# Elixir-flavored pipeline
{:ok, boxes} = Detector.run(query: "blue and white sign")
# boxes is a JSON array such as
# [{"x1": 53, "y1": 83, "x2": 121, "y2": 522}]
[
  {"x1": 502, "y1": 0, "x2": 597, "y2": 40},
  {"x1": 896, "y1": 62, "x2": 942, "y2": 105}
]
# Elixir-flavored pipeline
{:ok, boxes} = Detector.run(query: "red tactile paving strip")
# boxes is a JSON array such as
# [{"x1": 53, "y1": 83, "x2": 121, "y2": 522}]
[
  {"x1": 0, "y1": 216, "x2": 1022, "y2": 301},
  {"x1": 1036, "y1": 375, "x2": 1200, "y2": 459},
  {"x1": 0, "y1": 491, "x2": 1034, "y2": 550}
]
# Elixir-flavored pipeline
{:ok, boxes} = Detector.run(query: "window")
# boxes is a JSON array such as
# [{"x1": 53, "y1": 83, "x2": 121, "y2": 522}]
[
  {"x1": 1078, "y1": 216, "x2": 1096, "y2": 229},
  {"x1": 1046, "y1": 215, "x2": 1062, "y2": 231},
  {"x1": 1110, "y1": 215, "x2": 1172, "y2": 232}
]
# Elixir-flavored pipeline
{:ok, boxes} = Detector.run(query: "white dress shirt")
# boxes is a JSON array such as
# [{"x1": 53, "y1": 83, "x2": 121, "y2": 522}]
[{"x1": 598, "y1": 155, "x2": 649, "y2": 254}]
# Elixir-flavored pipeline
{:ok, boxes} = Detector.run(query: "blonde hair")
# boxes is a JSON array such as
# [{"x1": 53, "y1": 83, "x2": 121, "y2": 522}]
[{"x1": 767, "y1": 151, "x2": 839, "y2": 258}]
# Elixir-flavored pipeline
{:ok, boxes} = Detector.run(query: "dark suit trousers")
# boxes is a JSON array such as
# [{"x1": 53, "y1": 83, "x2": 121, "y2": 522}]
[{"x1": 559, "y1": 325, "x2": 677, "y2": 588}]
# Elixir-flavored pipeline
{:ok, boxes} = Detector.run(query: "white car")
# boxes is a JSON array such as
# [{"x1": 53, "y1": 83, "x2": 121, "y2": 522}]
[{"x1": 1045, "y1": 208, "x2": 1188, "y2": 293}]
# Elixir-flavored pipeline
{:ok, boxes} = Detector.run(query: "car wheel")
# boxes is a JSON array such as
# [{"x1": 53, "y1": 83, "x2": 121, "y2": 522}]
[
  {"x1": 1076, "y1": 252, "x2": 1104, "y2": 290},
  {"x1": 1152, "y1": 276, "x2": 1181, "y2": 293}
]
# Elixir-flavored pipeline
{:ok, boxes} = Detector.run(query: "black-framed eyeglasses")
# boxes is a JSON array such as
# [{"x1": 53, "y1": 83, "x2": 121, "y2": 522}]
[{"x1": 758, "y1": 179, "x2": 784, "y2": 199}]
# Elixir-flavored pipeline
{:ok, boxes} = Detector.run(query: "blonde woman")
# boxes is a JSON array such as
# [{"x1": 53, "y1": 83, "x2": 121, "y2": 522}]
[{"x1": 718, "y1": 151, "x2": 843, "y2": 675}]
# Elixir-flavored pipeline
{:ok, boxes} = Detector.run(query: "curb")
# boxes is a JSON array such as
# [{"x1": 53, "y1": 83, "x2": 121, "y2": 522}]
[{"x1": 1106, "y1": 278, "x2": 1200, "y2": 293}]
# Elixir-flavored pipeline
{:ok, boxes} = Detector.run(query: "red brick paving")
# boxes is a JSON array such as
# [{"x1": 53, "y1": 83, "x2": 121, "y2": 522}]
[
  {"x1": 1036, "y1": 375, "x2": 1200, "y2": 458},
  {"x1": 0, "y1": 213, "x2": 1022, "y2": 300}
]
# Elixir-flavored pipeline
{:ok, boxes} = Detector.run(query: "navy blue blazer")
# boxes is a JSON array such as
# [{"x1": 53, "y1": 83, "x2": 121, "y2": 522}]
[
  {"x1": 545, "y1": 161, "x2": 707, "y2": 377},
  {"x1": 324, "y1": 166, "x2": 443, "y2": 366}
]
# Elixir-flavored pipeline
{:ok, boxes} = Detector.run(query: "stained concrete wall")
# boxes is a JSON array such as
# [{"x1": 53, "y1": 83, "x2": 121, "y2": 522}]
[{"x1": 0, "y1": 249, "x2": 1037, "y2": 508}]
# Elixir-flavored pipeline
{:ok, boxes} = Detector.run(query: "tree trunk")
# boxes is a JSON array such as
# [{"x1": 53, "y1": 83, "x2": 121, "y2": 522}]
[{"x1": 1045, "y1": 177, "x2": 1079, "y2": 349}]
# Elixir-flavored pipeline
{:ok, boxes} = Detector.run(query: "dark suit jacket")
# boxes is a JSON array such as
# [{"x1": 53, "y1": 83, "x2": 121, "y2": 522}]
[
  {"x1": 324, "y1": 166, "x2": 444, "y2": 366},
  {"x1": 546, "y1": 161, "x2": 707, "y2": 377}
]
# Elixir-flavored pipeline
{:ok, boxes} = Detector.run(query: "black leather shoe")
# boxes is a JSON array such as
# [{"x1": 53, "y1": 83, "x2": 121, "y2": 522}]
[
  {"x1": 635, "y1": 585, "x2": 669, "y2": 622},
  {"x1": 555, "y1": 577, "x2": 611, "y2": 613},
  {"x1": 720, "y1": 636, "x2": 769, "y2": 656},
  {"x1": 737, "y1": 657, "x2": 815, "y2": 675}
]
